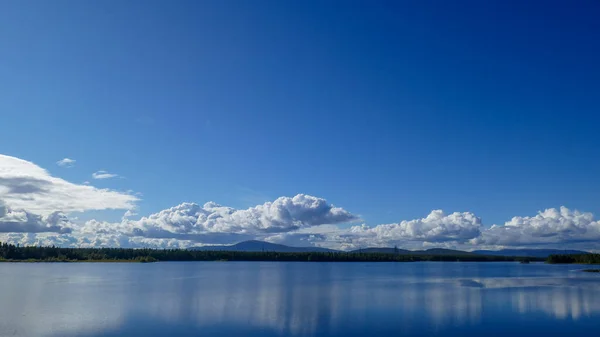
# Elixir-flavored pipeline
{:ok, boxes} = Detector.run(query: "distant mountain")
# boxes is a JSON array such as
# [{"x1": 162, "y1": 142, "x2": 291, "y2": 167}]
[
  {"x1": 190, "y1": 242, "x2": 588, "y2": 258},
  {"x1": 415, "y1": 248, "x2": 477, "y2": 256},
  {"x1": 189, "y1": 240, "x2": 337, "y2": 253},
  {"x1": 472, "y1": 249, "x2": 589, "y2": 258},
  {"x1": 350, "y1": 248, "x2": 476, "y2": 256}
]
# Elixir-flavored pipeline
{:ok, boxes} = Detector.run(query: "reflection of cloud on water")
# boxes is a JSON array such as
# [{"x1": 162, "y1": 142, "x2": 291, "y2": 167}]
[
  {"x1": 512, "y1": 285, "x2": 600, "y2": 320},
  {"x1": 457, "y1": 276, "x2": 600, "y2": 289},
  {"x1": 453, "y1": 276, "x2": 600, "y2": 320},
  {"x1": 458, "y1": 279, "x2": 485, "y2": 288},
  {"x1": 117, "y1": 263, "x2": 334, "y2": 336},
  {"x1": 420, "y1": 283, "x2": 483, "y2": 329},
  {"x1": 0, "y1": 264, "x2": 128, "y2": 337},
  {"x1": 2, "y1": 263, "x2": 600, "y2": 337}
]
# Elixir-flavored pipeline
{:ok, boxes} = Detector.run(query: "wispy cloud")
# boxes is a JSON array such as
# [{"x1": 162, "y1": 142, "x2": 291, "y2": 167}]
[
  {"x1": 92, "y1": 170, "x2": 120, "y2": 180},
  {"x1": 56, "y1": 158, "x2": 76, "y2": 168}
]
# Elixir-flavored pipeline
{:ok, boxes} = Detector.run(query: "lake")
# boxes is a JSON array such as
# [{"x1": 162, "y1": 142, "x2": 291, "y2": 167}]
[{"x1": 0, "y1": 262, "x2": 599, "y2": 337}]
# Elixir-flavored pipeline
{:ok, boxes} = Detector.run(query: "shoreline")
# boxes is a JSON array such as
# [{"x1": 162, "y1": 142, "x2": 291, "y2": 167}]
[
  {"x1": 1, "y1": 257, "x2": 544, "y2": 264},
  {"x1": 0, "y1": 259, "x2": 152, "y2": 263},
  {"x1": 3, "y1": 258, "x2": 597, "y2": 265},
  {"x1": 5, "y1": 242, "x2": 595, "y2": 264}
]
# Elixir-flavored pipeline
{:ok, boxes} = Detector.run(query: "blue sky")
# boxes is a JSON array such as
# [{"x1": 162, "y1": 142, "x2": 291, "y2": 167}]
[{"x1": 1, "y1": 1, "x2": 599, "y2": 250}]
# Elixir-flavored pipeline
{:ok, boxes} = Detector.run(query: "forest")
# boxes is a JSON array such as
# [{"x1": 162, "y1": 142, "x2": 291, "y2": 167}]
[
  {"x1": 546, "y1": 253, "x2": 600, "y2": 264},
  {"x1": 0, "y1": 242, "x2": 547, "y2": 263}
]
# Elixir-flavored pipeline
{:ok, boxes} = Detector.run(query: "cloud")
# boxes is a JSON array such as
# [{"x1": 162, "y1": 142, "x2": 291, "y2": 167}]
[
  {"x1": 122, "y1": 209, "x2": 138, "y2": 221},
  {"x1": 473, "y1": 207, "x2": 600, "y2": 246},
  {"x1": 263, "y1": 232, "x2": 328, "y2": 247},
  {"x1": 260, "y1": 211, "x2": 483, "y2": 251},
  {"x1": 124, "y1": 194, "x2": 359, "y2": 241},
  {"x1": 92, "y1": 170, "x2": 120, "y2": 179},
  {"x1": 342, "y1": 210, "x2": 482, "y2": 248},
  {"x1": 262, "y1": 225, "x2": 344, "y2": 248},
  {"x1": 2, "y1": 203, "x2": 600, "y2": 252},
  {"x1": 3, "y1": 153, "x2": 600, "y2": 251},
  {"x1": 1, "y1": 194, "x2": 356, "y2": 249},
  {"x1": 56, "y1": 158, "x2": 76, "y2": 167},
  {"x1": 0, "y1": 201, "x2": 72, "y2": 234},
  {"x1": 0, "y1": 154, "x2": 138, "y2": 215}
]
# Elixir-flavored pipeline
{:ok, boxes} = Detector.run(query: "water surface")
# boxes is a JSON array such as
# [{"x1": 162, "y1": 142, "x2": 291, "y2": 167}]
[{"x1": 1, "y1": 262, "x2": 599, "y2": 336}]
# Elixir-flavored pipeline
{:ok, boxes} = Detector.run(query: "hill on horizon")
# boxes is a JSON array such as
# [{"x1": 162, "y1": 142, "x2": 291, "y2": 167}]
[
  {"x1": 190, "y1": 241, "x2": 590, "y2": 258},
  {"x1": 350, "y1": 247, "x2": 477, "y2": 256},
  {"x1": 189, "y1": 240, "x2": 338, "y2": 253}
]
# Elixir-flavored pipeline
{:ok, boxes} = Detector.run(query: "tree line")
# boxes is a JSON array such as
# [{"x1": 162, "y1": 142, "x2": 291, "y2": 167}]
[
  {"x1": 547, "y1": 253, "x2": 600, "y2": 264},
  {"x1": 0, "y1": 242, "x2": 548, "y2": 263}
]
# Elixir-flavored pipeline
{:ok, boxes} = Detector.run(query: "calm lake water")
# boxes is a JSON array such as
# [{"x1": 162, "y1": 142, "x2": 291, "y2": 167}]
[{"x1": 1, "y1": 262, "x2": 599, "y2": 337}]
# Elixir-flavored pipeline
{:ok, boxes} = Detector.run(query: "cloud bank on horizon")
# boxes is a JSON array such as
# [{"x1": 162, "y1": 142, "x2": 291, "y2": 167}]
[{"x1": 1, "y1": 154, "x2": 599, "y2": 251}]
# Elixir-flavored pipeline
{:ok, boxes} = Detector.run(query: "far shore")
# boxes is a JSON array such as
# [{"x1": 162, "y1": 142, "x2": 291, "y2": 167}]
[
  {"x1": 3, "y1": 242, "x2": 598, "y2": 264},
  {"x1": 2, "y1": 259, "x2": 600, "y2": 266},
  {"x1": 0, "y1": 259, "x2": 153, "y2": 263}
]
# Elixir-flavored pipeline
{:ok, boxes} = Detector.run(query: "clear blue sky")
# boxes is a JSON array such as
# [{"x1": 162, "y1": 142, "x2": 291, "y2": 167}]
[{"x1": 1, "y1": 0, "x2": 599, "y2": 228}]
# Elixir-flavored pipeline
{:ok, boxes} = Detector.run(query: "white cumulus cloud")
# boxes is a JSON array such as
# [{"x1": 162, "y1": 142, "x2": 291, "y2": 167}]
[
  {"x1": 346, "y1": 210, "x2": 482, "y2": 246},
  {"x1": 0, "y1": 201, "x2": 73, "y2": 234},
  {"x1": 56, "y1": 158, "x2": 76, "y2": 167},
  {"x1": 2, "y1": 205, "x2": 600, "y2": 252},
  {"x1": 3, "y1": 153, "x2": 600, "y2": 252},
  {"x1": 0, "y1": 194, "x2": 358, "y2": 249},
  {"x1": 261, "y1": 210, "x2": 483, "y2": 251},
  {"x1": 474, "y1": 206, "x2": 600, "y2": 246},
  {"x1": 0, "y1": 154, "x2": 138, "y2": 215},
  {"x1": 125, "y1": 194, "x2": 359, "y2": 241}
]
